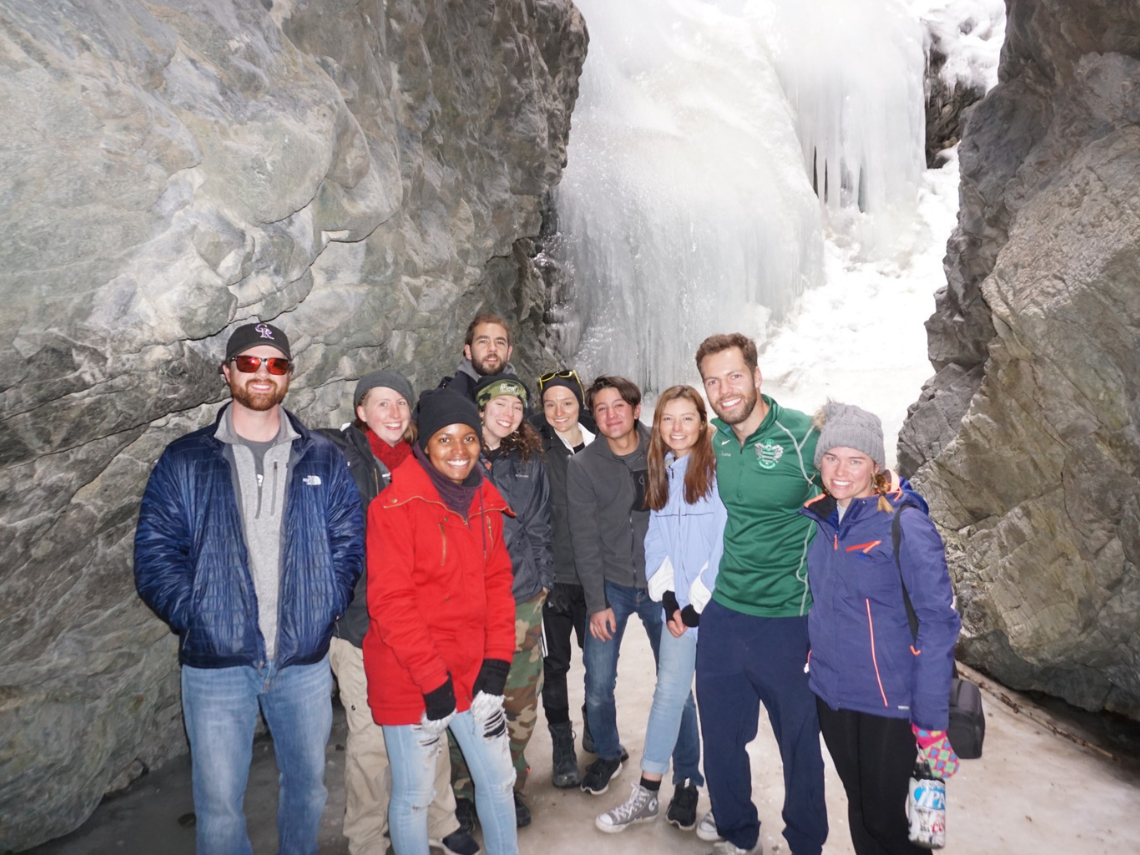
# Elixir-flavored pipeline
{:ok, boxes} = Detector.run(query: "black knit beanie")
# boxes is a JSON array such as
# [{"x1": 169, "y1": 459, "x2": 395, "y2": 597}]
[
  {"x1": 539, "y1": 374, "x2": 585, "y2": 412},
  {"x1": 415, "y1": 389, "x2": 482, "y2": 451}
]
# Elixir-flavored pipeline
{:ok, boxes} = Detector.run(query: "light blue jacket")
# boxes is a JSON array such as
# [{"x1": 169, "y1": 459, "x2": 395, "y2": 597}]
[{"x1": 644, "y1": 452, "x2": 727, "y2": 640}]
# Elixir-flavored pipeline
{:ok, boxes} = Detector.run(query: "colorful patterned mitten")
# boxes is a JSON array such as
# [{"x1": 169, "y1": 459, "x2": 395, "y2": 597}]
[{"x1": 912, "y1": 725, "x2": 960, "y2": 779}]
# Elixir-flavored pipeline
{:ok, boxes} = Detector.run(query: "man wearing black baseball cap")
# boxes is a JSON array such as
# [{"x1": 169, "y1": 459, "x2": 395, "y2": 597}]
[{"x1": 135, "y1": 321, "x2": 364, "y2": 855}]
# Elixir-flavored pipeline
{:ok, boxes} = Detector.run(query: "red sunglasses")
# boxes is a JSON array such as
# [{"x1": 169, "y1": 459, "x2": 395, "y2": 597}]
[{"x1": 229, "y1": 355, "x2": 292, "y2": 375}]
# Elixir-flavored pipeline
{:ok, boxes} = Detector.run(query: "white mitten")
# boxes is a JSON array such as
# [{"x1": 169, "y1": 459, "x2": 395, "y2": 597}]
[
  {"x1": 469, "y1": 691, "x2": 507, "y2": 738},
  {"x1": 418, "y1": 708, "x2": 455, "y2": 738}
]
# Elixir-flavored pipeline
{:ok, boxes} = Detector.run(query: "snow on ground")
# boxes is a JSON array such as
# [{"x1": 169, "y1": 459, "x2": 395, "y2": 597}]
[
  {"x1": 34, "y1": 629, "x2": 1140, "y2": 855},
  {"x1": 759, "y1": 147, "x2": 961, "y2": 469}
]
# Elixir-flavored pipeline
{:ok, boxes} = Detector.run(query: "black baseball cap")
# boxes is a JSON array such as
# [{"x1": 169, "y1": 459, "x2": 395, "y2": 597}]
[{"x1": 224, "y1": 322, "x2": 291, "y2": 362}]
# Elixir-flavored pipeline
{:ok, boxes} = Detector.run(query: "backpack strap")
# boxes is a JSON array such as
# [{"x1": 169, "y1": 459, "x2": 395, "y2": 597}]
[{"x1": 892, "y1": 506, "x2": 919, "y2": 642}]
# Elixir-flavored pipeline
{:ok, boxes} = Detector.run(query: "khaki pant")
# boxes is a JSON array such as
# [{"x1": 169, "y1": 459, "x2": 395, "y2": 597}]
[{"x1": 329, "y1": 638, "x2": 458, "y2": 853}]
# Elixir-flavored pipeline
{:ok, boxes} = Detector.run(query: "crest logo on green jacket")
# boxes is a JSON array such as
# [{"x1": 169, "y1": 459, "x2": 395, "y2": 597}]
[{"x1": 755, "y1": 441, "x2": 784, "y2": 470}]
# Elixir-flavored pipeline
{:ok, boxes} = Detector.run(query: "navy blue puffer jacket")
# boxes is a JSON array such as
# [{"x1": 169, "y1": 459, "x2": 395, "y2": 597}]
[{"x1": 134, "y1": 406, "x2": 364, "y2": 669}]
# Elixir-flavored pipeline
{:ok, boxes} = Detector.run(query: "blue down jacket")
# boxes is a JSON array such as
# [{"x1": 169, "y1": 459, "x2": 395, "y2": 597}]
[
  {"x1": 134, "y1": 406, "x2": 364, "y2": 669},
  {"x1": 800, "y1": 485, "x2": 960, "y2": 731},
  {"x1": 644, "y1": 451, "x2": 727, "y2": 641}
]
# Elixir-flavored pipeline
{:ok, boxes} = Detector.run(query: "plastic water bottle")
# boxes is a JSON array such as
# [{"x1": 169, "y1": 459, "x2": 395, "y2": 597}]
[{"x1": 907, "y1": 762, "x2": 946, "y2": 849}]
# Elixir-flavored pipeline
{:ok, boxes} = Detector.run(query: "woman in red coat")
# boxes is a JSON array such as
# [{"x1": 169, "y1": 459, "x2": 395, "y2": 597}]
[{"x1": 364, "y1": 389, "x2": 519, "y2": 855}]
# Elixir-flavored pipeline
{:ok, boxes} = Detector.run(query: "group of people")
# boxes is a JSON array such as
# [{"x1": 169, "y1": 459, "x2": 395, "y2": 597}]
[{"x1": 134, "y1": 315, "x2": 963, "y2": 855}]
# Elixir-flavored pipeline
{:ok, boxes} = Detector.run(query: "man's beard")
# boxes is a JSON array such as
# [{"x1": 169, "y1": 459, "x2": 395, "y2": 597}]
[
  {"x1": 231, "y1": 379, "x2": 288, "y2": 411},
  {"x1": 712, "y1": 383, "x2": 757, "y2": 425},
  {"x1": 473, "y1": 354, "x2": 502, "y2": 377}
]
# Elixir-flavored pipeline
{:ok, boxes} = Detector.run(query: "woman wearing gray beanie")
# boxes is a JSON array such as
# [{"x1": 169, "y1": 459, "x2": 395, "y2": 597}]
[{"x1": 800, "y1": 402, "x2": 961, "y2": 855}]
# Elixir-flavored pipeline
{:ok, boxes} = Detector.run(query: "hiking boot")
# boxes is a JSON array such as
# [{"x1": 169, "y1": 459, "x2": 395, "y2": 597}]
[
  {"x1": 513, "y1": 790, "x2": 532, "y2": 827},
  {"x1": 696, "y1": 810, "x2": 722, "y2": 842},
  {"x1": 436, "y1": 829, "x2": 480, "y2": 855},
  {"x1": 709, "y1": 840, "x2": 762, "y2": 855},
  {"x1": 549, "y1": 721, "x2": 581, "y2": 788},
  {"x1": 454, "y1": 797, "x2": 478, "y2": 835},
  {"x1": 594, "y1": 783, "x2": 659, "y2": 833},
  {"x1": 666, "y1": 778, "x2": 699, "y2": 831},
  {"x1": 580, "y1": 755, "x2": 623, "y2": 795}
]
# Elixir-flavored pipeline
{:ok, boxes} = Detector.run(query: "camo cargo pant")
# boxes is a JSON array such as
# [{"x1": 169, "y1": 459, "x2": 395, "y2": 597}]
[{"x1": 451, "y1": 590, "x2": 546, "y2": 798}]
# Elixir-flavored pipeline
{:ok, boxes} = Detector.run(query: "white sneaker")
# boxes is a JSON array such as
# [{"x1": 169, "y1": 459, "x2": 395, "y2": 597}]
[
  {"x1": 595, "y1": 783, "x2": 659, "y2": 833},
  {"x1": 697, "y1": 810, "x2": 723, "y2": 841},
  {"x1": 709, "y1": 840, "x2": 762, "y2": 855}
]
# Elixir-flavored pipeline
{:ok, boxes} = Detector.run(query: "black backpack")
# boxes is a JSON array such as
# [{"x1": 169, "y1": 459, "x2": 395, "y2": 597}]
[{"x1": 892, "y1": 506, "x2": 986, "y2": 759}]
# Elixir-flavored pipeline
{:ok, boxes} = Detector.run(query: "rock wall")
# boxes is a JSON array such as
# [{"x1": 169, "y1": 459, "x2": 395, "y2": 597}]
[
  {"x1": 0, "y1": 0, "x2": 586, "y2": 848},
  {"x1": 900, "y1": 0, "x2": 1140, "y2": 718}
]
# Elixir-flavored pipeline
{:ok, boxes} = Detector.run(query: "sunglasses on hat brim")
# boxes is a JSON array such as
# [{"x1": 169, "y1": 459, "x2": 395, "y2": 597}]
[{"x1": 538, "y1": 369, "x2": 583, "y2": 395}]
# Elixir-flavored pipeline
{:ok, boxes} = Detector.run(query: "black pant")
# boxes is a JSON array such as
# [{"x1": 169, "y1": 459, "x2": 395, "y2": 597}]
[
  {"x1": 540, "y1": 582, "x2": 587, "y2": 724},
  {"x1": 816, "y1": 699, "x2": 925, "y2": 855}
]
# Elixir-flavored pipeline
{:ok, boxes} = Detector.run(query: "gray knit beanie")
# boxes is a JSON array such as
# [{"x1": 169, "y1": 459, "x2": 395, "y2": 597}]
[
  {"x1": 813, "y1": 401, "x2": 885, "y2": 470},
  {"x1": 354, "y1": 369, "x2": 415, "y2": 410}
]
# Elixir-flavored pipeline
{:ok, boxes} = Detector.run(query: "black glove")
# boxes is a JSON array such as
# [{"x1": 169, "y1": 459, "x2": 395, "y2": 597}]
[
  {"x1": 472, "y1": 659, "x2": 511, "y2": 698},
  {"x1": 680, "y1": 605, "x2": 701, "y2": 627},
  {"x1": 662, "y1": 590, "x2": 681, "y2": 621},
  {"x1": 423, "y1": 675, "x2": 456, "y2": 721},
  {"x1": 545, "y1": 583, "x2": 572, "y2": 615}
]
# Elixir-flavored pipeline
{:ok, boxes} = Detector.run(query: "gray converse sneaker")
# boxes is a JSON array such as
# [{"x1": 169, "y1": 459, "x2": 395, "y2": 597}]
[
  {"x1": 594, "y1": 783, "x2": 659, "y2": 833},
  {"x1": 696, "y1": 810, "x2": 722, "y2": 841}
]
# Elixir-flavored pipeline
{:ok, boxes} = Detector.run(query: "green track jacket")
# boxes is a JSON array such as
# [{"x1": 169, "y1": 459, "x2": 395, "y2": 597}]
[{"x1": 712, "y1": 396, "x2": 819, "y2": 617}]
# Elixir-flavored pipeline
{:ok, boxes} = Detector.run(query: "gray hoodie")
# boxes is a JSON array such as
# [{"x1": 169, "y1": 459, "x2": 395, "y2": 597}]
[{"x1": 565, "y1": 423, "x2": 652, "y2": 615}]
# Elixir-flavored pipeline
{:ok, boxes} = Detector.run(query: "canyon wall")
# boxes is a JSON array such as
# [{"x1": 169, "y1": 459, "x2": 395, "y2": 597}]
[
  {"x1": 0, "y1": 0, "x2": 585, "y2": 848},
  {"x1": 900, "y1": 0, "x2": 1140, "y2": 719}
]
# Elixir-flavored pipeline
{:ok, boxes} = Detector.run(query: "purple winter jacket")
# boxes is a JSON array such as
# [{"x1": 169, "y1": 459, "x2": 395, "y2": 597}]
[{"x1": 801, "y1": 486, "x2": 960, "y2": 731}]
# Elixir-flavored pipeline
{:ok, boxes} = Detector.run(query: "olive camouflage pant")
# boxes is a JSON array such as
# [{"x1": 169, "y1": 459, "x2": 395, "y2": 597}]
[{"x1": 451, "y1": 590, "x2": 546, "y2": 798}]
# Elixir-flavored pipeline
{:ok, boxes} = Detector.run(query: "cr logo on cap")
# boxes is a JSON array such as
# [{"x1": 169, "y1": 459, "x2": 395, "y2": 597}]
[{"x1": 255, "y1": 323, "x2": 275, "y2": 339}]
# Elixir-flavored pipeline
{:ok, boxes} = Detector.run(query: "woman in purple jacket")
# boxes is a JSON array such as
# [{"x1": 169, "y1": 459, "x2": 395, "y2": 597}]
[{"x1": 800, "y1": 402, "x2": 961, "y2": 855}]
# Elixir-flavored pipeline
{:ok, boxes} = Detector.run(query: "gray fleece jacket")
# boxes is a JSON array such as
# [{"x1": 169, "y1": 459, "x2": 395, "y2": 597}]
[{"x1": 565, "y1": 423, "x2": 651, "y2": 616}]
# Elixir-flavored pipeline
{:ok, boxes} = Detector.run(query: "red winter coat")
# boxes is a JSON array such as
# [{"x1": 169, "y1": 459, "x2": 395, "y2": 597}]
[{"x1": 363, "y1": 456, "x2": 516, "y2": 725}]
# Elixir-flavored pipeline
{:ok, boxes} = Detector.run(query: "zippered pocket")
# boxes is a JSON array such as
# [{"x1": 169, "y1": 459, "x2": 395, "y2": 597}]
[{"x1": 866, "y1": 599, "x2": 889, "y2": 708}]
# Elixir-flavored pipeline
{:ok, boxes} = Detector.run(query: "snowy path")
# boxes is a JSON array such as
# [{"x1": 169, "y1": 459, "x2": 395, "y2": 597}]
[
  {"x1": 33, "y1": 625, "x2": 1140, "y2": 855},
  {"x1": 759, "y1": 150, "x2": 961, "y2": 471}
]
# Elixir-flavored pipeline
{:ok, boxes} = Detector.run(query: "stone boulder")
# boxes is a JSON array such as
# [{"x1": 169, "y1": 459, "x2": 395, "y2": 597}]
[
  {"x1": 900, "y1": 0, "x2": 1140, "y2": 719},
  {"x1": 0, "y1": 0, "x2": 586, "y2": 848}
]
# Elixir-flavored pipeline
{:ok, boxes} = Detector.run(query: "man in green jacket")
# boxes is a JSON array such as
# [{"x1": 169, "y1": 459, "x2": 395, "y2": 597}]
[{"x1": 693, "y1": 333, "x2": 827, "y2": 855}]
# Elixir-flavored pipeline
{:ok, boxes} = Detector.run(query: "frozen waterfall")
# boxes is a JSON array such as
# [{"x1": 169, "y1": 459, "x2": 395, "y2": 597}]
[{"x1": 551, "y1": 0, "x2": 927, "y2": 392}]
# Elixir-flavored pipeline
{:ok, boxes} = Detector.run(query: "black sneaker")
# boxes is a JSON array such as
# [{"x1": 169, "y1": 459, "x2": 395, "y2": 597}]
[
  {"x1": 580, "y1": 755, "x2": 623, "y2": 795},
  {"x1": 549, "y1": 721, "x2": 581, "y2": 788},
  {"x1": 514, "y1": 790, "x2": 532, "y2": 827},
  {"x1": 437, "y1": 829, "x2": 480, "y2": 855},
  {"x1": 666, "y1": 778, "x2": 699, "y2": 831},
  {"x1": 454, "y1": 797, "x2": 478, "y2": 834}
]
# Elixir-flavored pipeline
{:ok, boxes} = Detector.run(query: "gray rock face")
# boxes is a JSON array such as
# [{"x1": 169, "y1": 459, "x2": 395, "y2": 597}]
[
  {"x1": 901, "y1": 0, "x2": 1140, "y2": 719},
  {"x1": 0, "y1": 0, "x2": 586, "y2": 848}
]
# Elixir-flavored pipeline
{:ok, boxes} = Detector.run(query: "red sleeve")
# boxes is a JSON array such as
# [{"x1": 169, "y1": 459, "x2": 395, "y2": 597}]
[
  {"x1": 481, "y1": 507, "x2": 517, "y2": 663},
  {"x1": 367, "y1": 499, "x2": 450, "y2": 696}
]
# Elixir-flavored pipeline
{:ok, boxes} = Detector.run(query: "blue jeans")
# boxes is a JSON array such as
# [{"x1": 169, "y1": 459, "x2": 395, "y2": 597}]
[
  {"x1": 583, "y1": 580, "x2": 702, "y2": 784},
  {"x1": 181, "y1": 657, "x2": 333, "y2": 855},
  {"x1": 384, "y1": 710, "x2": 518, "y2": 855},
  {"x1": 641, "y1": 626, "x2": 703, "y2": 785}
]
